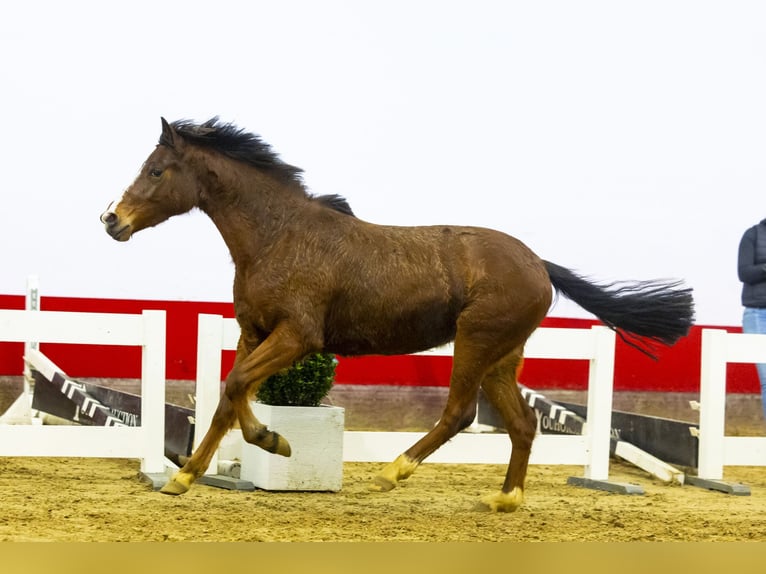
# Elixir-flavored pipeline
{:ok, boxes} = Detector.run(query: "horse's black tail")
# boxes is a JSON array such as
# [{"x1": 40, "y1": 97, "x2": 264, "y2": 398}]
[{"x1": 543, "y1": 260, "x2": 695, "y2": 359}]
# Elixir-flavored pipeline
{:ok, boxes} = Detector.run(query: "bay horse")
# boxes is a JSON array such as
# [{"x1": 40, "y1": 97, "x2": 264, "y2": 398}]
[{"x1": 100, "y1": 118, "x2": 694, "y2": 512}]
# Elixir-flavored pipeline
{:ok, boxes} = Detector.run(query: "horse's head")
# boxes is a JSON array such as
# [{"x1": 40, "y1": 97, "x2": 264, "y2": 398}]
[{"x1": 100, "y1": 118, "x2": 201, "y2": 241}]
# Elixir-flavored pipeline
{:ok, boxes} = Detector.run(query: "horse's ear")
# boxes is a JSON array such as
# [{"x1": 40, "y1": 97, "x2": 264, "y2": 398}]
[{"x1": 159, "y1": 117, "x2": 175, "y2": 148}]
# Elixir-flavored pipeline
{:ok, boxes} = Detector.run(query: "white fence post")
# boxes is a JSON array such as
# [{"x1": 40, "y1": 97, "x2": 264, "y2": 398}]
[
  {"x1": 697, "y1": 329, "x2": 728, "y2": 479},
  {"x1": 583, "y1": 326, "x2": 616, "y2": 481},
  {"x1": 195, "y1": 313, "x2": 225, "y2": 474},
  {"x1": 139, "y1": 309, "x2": 167, "y2": 474},
  {"x1": 194, "y1": 314, "x2": 242, "y2": 476},
  {"x1": 23, "y1": 275, "x2": 39, "y2": 388},
  {"x1": 695, "y1": 329, "x2": 766, "y2": 485}
]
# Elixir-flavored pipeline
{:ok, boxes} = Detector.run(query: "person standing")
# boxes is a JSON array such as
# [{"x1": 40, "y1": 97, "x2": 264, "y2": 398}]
[{"x1": 738, "y1": 218, "x2": 766, "y2": 423}]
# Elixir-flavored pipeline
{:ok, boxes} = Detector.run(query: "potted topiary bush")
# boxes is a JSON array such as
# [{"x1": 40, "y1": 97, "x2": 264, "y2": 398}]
[
  {"x1": 255, "y1": 352, "x2": 337, "y2": 407},
  {"x1": 239, "y1": 352, "x2": 345, "y2": 492}
]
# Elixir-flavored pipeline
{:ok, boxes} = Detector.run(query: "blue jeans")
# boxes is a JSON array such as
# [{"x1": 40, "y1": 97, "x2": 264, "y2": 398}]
[{"x1": 742, "y1": 307, "x2": 766, "y2": 422}]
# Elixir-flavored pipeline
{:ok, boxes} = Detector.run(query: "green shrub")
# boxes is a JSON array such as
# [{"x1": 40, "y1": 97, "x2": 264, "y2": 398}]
[{"x1": 255, "y1": 352, "x2": 337, "y2": 406}]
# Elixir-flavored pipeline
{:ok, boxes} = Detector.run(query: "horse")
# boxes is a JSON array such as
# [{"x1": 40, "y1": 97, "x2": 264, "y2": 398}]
[{"x1": 100, "y1": 117, "x2": 694, "y2": 512}]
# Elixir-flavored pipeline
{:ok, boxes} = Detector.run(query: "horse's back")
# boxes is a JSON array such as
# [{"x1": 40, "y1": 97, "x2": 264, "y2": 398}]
[{"x1": 372, "y1": 223, "x2": 550, "y2": 298}]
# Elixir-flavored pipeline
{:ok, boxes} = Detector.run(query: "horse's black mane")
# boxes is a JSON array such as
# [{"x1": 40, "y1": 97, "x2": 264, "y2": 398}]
[
  {"x1": 315, "y1": 194, "x2": 355, "y2": 216},
  {"x1": 166, "y1": 117, "x2": 354, "y2": 217},
  {"x1": 168, "y1": 118, "x2": 304, "y2": 186}
]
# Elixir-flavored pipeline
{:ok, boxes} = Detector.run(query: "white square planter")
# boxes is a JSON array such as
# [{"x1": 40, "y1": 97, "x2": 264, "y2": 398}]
[{"x1": 240, "y1": 402, "x2": 345, "y2": 491}]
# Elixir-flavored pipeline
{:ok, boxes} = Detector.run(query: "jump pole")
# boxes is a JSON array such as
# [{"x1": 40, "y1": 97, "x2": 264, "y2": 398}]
[{"x1": 513, "y1": 384, "x2": 684, "y2": 485}]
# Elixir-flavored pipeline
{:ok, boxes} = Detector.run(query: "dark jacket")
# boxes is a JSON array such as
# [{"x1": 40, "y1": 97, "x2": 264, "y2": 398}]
[{"x1": 738, "y1": 219, "x2": 766, "y2": 307}]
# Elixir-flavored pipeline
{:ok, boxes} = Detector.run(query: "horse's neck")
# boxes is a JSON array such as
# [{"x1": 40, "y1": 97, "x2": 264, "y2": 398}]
[{"x1": 198, "y1": 163, "x2": 304, "y2": 267}]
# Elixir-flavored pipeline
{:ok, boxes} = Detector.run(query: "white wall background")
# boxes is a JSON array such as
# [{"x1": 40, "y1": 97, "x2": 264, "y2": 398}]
[{"x1": 1, "y1": 1, "x2": 764, "y2": 326}]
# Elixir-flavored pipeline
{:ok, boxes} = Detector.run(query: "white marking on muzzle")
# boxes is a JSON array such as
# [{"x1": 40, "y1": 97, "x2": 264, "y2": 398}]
[{"x1": 100, "y1": 196, "x2": 123, "y2": 224}]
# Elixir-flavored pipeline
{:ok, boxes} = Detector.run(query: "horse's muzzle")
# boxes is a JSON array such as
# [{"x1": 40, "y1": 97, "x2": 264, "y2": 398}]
[{"x1": 100, "y1": 209, "x2": 131, "y2": 241}]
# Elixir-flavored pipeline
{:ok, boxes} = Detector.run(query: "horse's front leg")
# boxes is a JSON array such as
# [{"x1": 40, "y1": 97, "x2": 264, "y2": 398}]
[
  {"x1": 160, "y1": 392, "x2": 237, "y2": 495},
  {"x1": 160, "y1": 324, "x2": 307, "y2": 495},
  {"x1": 225, "y1": 326, "x2": 308, "y2": 455}
]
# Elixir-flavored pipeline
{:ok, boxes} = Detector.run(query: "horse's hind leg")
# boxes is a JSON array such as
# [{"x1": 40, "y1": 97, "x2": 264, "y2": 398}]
[
  {"x1": 474, "y1": 350, "x2": 537, "y2": 512},
  {"x1": 370, "y1": 337, "x2": 493, "y2": 492}
]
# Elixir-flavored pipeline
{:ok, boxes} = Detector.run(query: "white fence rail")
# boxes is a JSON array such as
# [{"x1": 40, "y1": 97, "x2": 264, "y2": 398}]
[
  {"x1": 195, "y1": 314, "x2": 617, "y2": 481},
  {"x1": 12, "y1": 308, "x2": 763, "y2": 487},
  {"x1": 697, "y1": 329, "x2": 766, "y2": 479},
  {"x1": 0, "y1": 309, "x2": 167, "y2": 473}
]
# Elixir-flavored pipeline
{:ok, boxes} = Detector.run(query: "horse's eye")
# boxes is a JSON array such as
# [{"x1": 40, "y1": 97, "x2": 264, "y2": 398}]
[{"x1": 149, "y1": 168, "x2": 164, "y2": 179}]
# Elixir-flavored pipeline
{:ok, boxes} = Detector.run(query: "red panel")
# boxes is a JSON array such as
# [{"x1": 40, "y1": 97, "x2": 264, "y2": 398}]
[
  {"x1": 0, "y1": 295, "x2": 25, "y2": 375},
  {"x1": 335, "y1": 354, "x2": 453, "y2": 387},
  {"x1": 0, "y1": 294, "x2": 760, "y2": 394}
]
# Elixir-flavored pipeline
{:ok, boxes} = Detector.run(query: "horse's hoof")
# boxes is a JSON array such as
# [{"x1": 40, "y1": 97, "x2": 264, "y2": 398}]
[
  {"x1": 474, "y1": 488, "x2": 524, "y2": 512},
  {"x1": 369, "y1": 454, "x2": 418, "y2": 492},
  {"x1": 242, "y1": 427, "x2": 292, "y2": 457},
  {"x1": 369, "y1": 475, "x2": 397, "y2": 492},
  {"x1": 273, "y1": 435, "x2": 291, "y2": 457},
  {"x1": 160, "y1": 480, "x2": 189, "y2": 496},
  {"x1": 159, "y1": 473, "x2": 194, "y2": 496}
]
